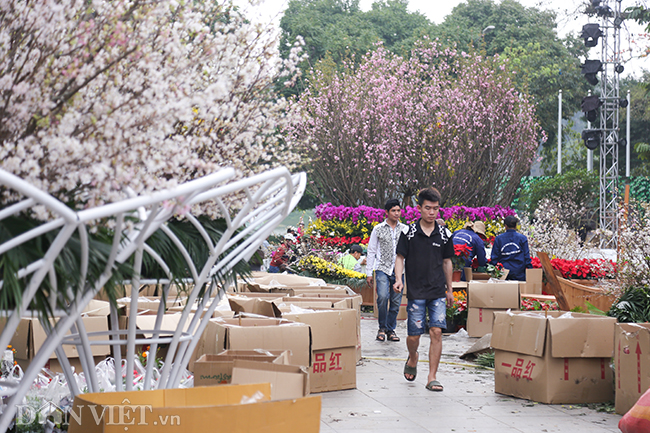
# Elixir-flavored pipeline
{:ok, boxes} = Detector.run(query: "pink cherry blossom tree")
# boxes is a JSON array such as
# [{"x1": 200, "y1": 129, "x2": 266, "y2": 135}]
[
  {"x1": 290, "y1": 39, "x2": 541, "y2": 208},
  {"x1": 0, "y1": 0, "x2": 304, "y2": 219}
]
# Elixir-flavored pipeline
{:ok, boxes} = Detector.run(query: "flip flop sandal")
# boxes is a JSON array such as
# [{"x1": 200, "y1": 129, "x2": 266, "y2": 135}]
[
  {"x1": 404, "y1": 352, "x2": 418, "y2": 381},
  {"x1": 376, "y1": 330, "x2": 386, "y2": 342},
  {"x1": 425, "y1": 380, "x2": 444, "y2": 392},
  {"x1": 386, "y1": 331, "x2": 400, "y2": 342}
]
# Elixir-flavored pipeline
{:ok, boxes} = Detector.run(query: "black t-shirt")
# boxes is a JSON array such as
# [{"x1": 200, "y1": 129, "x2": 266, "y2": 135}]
[{"x1": 396, "y1": 219, "x2": 454, "y2": 300}]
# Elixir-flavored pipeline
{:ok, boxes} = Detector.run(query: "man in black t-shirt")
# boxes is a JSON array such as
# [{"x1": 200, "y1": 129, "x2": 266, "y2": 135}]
[{"x1": 393, "y1": 187, "x2": 454, "y2": 392}]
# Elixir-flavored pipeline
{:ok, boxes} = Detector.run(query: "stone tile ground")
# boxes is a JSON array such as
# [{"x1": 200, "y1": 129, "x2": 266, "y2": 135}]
[{"x1": 318, "y1": 313, "x2": 621, "y2": 433}]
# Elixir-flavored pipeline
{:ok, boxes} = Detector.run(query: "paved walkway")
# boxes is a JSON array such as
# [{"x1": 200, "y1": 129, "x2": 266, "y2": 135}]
[{"x1": 319, "y1": 313, "x2": 622, "y2": 433}]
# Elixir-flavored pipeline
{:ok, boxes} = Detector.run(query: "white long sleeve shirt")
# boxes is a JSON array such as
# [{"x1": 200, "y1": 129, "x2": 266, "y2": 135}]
[{"x1": 366, "y1": 220, "x2": 409, "y2": 277}]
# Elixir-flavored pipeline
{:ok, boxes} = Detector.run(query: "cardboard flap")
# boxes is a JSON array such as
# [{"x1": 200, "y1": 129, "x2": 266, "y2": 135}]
[
  {"x1": 231, "y1": 359, "x2": 309, "y2": 400},
  {"x1": 548, "y1": 314, "x2": 616, "y2": 358},
  {"x1": 490, "y1": 311, "x2": 547, "y2": 357},
  {"x1": 228, "y1": 296, "x2": 281, "y2": 318},
  {"x1": 134, "y1": 313, "x2": 193, "y2": 339},
  {"x1": 283, "y1": 309, "x2": 357, "y2": 350}
]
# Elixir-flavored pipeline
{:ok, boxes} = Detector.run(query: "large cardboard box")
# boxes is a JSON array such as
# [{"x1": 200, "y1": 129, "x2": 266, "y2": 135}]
[
  {"x1": 193, "y1": 350, "x2": 291, "y2": 386},
  {"x1": 283, "y1": 309, "x2": 357, "y2": 392},
  {"x1": 68, "y1": 383, "x2": 321, "y2": 433},
  {"x1": 615, "y1": 323, "x2": 650, "y2": 414},
  {"x1": 468, "y1": 281, "x2": 520, "y2": 309},
  {"x1": 5, "y1": 300, "x2": 111, "y2": 372},
  {"x1": 231, "y1": 359, "x2": 310, "y2": 400},
  {"x1": 191, "y1": 317, "x2": 311, "y2": 371},
  {"x1": 525, "y1": 268, "x2": 544, "y2": 295},
  {"x1": 491, "y1": 311, "x2": 616, "y2": 404}
]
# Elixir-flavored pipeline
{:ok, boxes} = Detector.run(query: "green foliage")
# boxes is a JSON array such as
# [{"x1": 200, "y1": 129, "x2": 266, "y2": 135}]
[
  {"x1": 513, "y1": 169, "x2": 598, "y2": 224},
  {"x1": 475, "y1": 352, "x2": 495, "y2": 368},
  {"x1": 621, "y1": 73, "x2": 650, "y2": 175},
  {"x1": 608, "y1": 286, "x2": 650, "y2": 323},
  {"x1": 436, "y1": 0, "x2": 589, "y2": 170},
  {"x1": 0, "y1": 215, "x2": 131, "y2": 320},
  {"x1": 636, "y1": 142, "x2": 650, "y2": 161},
  {"x1": 623, "y1": 176, "x2": 650, "y2": 203},
  {"x1": 0, "y1": 214, "x2": 251, "y2": 322},
  {"x1": 278, "y1": 0, "x2": 433, "y2": 97}
]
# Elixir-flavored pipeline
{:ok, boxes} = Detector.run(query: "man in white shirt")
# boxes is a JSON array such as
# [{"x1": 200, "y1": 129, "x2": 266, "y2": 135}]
[{"x1": 366, "y1": 199, "x2": 408, "y2": 342}]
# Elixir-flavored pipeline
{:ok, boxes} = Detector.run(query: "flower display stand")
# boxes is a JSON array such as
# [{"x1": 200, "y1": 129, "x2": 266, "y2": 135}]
[
  {"x1": 0, "y1": 166, "x2": 305, "y2": 432},
  {"x1": 537, "y1": 252, "x2": 615, "y2": 312}
]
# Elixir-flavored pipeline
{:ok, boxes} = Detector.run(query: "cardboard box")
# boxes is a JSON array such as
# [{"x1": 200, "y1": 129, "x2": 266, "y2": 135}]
[
  {"x1": 283, "y1": 309, "x2": 357, "y2": 392},
  {"x1": 468, "y1": 281, "x2": 520, "y2": 309},
  {"x1": 525, "y1": 268, "x2": 544, "y2": 295},
  {"x1": 231, "y1": 359, "x2": 310, "y2": 400},
  {"x1": 491, "y1": 311, "x2": 616, "y2": 404},
  {"x1": 191, "y1": 317, "x2": 311, "y2": 371},
  {"x1": 466, "y1": 308, "x2": 500, "y2": 338},
  {"x1": 294, "y1": 294, "x2": 362, "y2": 362},
  {"x1": 193, "y1": 350, "x2": 291, "y2": 387},
  {"x1": 68, "y1": 383, "x2": 321, "y2": 433},
  {"x1": 615, "y1": 323, "x2": 650, "y2": 414},
  {"x1": 5, "y1": 300, "x2": 111, "y2": 371}
]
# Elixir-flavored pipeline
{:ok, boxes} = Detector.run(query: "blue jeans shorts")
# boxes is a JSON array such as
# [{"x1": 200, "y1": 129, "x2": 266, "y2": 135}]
[{"x1": 407, "y1": 298, "x2": 447, "y2": 336}]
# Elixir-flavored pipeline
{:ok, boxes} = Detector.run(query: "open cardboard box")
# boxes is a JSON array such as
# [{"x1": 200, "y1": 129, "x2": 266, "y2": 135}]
[
  {"x1": 491, "y1": 310, "x2": 616, "y2": 404},
  {"x1": 3, "y1": 300, "x2": 111, "y2": 372},
  {"x1": 193, "y1": 350, "x2": 290, "y2": 387},
  {"x1": 68, "y1": 383, "x2": 321, "y2": 433},
  {"x1": 190, "y1": 317, "x2": 311, "y2": 371}
]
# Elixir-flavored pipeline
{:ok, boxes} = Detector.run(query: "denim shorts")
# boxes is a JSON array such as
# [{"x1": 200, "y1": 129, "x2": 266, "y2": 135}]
[{"x1": 407, "y1": 298, "x2": 447, "y2": 336}]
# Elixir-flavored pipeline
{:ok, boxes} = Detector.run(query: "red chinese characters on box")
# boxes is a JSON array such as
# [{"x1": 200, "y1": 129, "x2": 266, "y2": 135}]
[
  {"x1": 313, "y1": 352, "x2": 343, "y2": 373},
  {"x1": 501, "y1": 357, "x2": 536, "y2": 381}
]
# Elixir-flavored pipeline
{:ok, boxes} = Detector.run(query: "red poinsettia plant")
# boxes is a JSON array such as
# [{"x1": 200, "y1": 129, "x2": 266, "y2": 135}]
[
  {"x1": 531, "y1": 257, "x2": 617, "y2": 280},
  {"x1": 452, "y1": 243, "x2": 472, "y2": 271}
]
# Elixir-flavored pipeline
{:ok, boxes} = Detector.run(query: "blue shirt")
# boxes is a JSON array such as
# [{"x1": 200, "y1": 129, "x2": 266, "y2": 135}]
[
  {"x1": 491, "y1": 229, "x2": 532, "y2": 281},
  {"x1": 451, "y1": 228, "x2": 487, "y2": 268}
]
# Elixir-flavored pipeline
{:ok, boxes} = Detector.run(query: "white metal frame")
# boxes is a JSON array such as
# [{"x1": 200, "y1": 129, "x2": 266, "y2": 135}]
[{"x1": 0, "y1": 166, "x2": 305, "y2": 431}]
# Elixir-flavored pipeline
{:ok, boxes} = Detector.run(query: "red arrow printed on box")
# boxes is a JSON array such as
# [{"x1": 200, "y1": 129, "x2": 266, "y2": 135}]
[{"x1": 636, "y1": 342, "x2": 642, "y2": 393}]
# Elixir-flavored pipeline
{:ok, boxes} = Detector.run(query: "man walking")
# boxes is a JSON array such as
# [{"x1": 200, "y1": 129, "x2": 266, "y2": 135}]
[
  {"x1": 491, "y1": 215, "x2": 532, "y2": 281},
  {"x1": 366, "y1": 199, "x2": 408, "y2": 342},
  {"x1": 394, "y1": 188, "x2": 453, "y2": 392}
]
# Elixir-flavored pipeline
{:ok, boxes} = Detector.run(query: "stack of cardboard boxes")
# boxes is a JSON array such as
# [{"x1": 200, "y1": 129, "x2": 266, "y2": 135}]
[
  {"x1": 188, "y1": 273, "x2": 361, "y2": 397},
  {"x1": 466, "y1": 280, "x2": 520, "y2": 338}
]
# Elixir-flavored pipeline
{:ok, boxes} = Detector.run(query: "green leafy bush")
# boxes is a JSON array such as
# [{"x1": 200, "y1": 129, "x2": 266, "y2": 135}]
[{"x1": 608, "y1": 286, "x2": 650, "y2": 323}]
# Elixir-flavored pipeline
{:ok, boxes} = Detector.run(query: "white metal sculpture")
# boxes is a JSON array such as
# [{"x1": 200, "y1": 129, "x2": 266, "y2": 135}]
[{"x1": 0, "y1": 166, "x2": 305, "y2": 431}]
